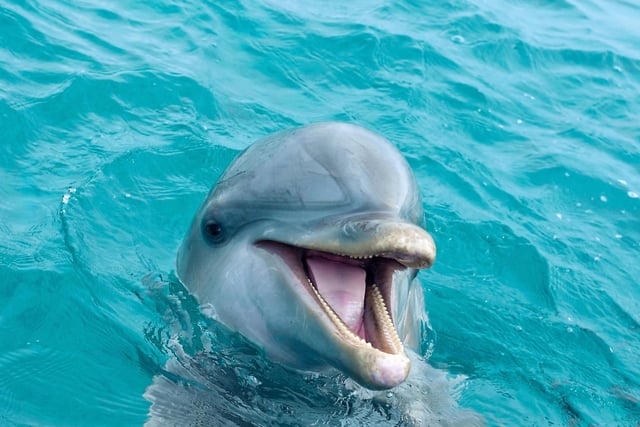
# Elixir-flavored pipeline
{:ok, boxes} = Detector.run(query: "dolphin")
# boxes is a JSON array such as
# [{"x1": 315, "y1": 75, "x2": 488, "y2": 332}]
[{"x1": 176, "y1": 122, "x2": 436, "y2": 390}]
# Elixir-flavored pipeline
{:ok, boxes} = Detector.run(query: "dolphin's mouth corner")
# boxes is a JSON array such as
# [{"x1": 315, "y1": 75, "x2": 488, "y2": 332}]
[{"x1": 256, "y1": 239, "x2": 421, "y2": 387}]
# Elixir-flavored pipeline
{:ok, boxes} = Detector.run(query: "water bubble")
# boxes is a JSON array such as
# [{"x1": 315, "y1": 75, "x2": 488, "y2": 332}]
[
  {"x1": 556, "y1": 213, "x2": 563, "y2": 219},
  {"x1": 566, "y1": 327, "x2": 573, "y2": 333},
  {"x1": 246, "y1": 375, "x2": 260, "y2": 387},
  {"x1": 615, "y1": 234, "x2": 623, "y2": 239},
  {"x1": 600, "y1": 195, "x2": 608, "y2": 202},
  {"x1": 628, "y1": 191, "x2": 638, "y2": 199},
  {"x1": 450, "y1": 35, "x2": 465, "y2": 44},
  {"x1": 617, "y1": 179, "x2": 628, "y2": 186},
  {"x1": 516, "y1": 119, "x2": 523, "y2": 124},
  {"x1": 61, "y1": 187, "x2": 76, "y2": 205}
]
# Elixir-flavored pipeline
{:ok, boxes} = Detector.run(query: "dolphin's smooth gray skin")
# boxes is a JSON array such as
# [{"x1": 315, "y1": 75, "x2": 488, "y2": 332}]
[{"x1": 177, "y1": 122, "x2": 436, "y2": 389}]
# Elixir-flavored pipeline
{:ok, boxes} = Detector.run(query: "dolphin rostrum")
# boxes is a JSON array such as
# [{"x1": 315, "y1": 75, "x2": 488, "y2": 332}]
[{"x1": 176, "y1": 122, "x2": 436, "y2": 389}]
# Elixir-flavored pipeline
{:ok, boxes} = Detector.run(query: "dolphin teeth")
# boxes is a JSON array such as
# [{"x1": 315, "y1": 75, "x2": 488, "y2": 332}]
[
  {"x1": 306, "y1": 276, "x2": 367, "y2": 346},
  {"x1": 307, "y1": 277, "x2": 354, "y2": 341},
  {"x1": 369, "y1": 284, "x2": 404, "y2": 353},
  {"x1": 335, "y1": 253, "x2": 385, "y2": 260},
  {"x1": 305, "y1": 274, "x2": 403, "y2": 355}
]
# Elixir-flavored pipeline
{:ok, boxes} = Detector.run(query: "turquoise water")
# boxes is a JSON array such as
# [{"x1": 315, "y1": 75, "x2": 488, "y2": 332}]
[{"x1": 1, "y1": 0, "x2": 639, "y2": 425}]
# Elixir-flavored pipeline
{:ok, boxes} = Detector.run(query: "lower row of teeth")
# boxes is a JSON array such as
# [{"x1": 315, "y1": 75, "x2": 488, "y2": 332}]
[
  {"x1": 368, "y1": 285, "x2": 404, "y2": 353},
  {"x1": 307, "y1": 278, "x2": 403, "y2": 353}
]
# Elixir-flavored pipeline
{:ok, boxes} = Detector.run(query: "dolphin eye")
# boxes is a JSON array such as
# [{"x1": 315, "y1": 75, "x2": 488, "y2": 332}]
[{"x1": 203, "y1": 220, "x2": 225, "y2": 243}]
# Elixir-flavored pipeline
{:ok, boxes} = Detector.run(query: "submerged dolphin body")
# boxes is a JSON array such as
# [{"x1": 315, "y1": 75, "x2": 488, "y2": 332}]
[{"x1": 177, "y1": 122, "x2": 436, "y2": 389}]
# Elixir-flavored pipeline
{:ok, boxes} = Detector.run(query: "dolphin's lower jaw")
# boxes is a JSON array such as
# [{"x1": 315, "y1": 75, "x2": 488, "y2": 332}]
[{"x1": 256, "y1": 241, "x2": 419, "y2": 389}]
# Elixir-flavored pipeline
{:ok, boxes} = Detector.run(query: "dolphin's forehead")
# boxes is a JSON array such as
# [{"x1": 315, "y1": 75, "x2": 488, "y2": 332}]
[{"x1": 212, "y1": 123, "x2": 421, "y2": 223}]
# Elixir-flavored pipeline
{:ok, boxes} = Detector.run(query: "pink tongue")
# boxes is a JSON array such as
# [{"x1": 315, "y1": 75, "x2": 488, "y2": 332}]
[{"x1": 306, "y1": 256, "x2": 366, "y2": 335}]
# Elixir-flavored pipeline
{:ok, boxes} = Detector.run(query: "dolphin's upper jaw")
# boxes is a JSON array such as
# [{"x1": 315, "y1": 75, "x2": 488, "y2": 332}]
[{"x1": 256, "y1": 240, "x2": 427, "y2": 389}]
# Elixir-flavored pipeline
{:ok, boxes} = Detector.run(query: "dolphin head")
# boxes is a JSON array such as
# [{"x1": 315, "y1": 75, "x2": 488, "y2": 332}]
[{"x1": 177, "y1": 122, "x2": 436, "y2": 389}]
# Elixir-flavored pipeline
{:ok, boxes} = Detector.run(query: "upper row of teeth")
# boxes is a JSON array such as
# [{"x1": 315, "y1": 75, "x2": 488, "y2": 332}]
[{"x1": 336, "y1": 253, "x2": 377, "y2": 260}]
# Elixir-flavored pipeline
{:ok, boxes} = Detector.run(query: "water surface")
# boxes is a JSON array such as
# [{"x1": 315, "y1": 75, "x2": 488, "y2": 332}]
[{"x1": 1, "y1": 0, "x2": 639, "y2": 425}]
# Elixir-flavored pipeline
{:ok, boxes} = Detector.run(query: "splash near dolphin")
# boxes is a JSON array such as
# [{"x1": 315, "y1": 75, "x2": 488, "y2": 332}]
[{"x1": 176, "y1": 122, "x2": 436, "y2": 389}]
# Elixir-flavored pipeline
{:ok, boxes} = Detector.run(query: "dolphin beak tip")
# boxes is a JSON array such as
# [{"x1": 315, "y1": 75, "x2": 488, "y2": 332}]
[{"x1": 356, "y1": 351, "x2": 411, "y2": 390}]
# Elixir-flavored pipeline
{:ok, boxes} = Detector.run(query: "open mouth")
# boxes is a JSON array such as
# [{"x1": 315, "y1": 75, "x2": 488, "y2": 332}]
[{"x1": 257, "y1": 241, "x2": 408, "y2": 356}]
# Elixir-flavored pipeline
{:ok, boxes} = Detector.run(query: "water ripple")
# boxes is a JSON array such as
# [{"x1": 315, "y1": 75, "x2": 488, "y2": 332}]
[{"x1": 2, "y1": 0, "x2": 640, "y2": 425}]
